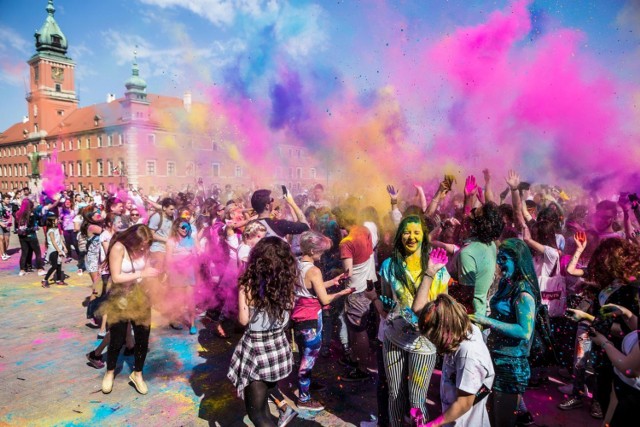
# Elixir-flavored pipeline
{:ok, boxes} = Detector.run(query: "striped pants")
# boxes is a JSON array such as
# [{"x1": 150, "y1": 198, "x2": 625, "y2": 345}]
[{"x1": 383, "y1": 339, "x2": 436, "y2": 427}]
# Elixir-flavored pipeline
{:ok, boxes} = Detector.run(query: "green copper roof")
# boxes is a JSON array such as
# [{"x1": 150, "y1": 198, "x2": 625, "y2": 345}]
[
  {"x1": 35, "y1": 0, "x2": 68, "y2": 56},
  {"x1": 125, "y1": 61, "x2": 147, "y2": 91}
]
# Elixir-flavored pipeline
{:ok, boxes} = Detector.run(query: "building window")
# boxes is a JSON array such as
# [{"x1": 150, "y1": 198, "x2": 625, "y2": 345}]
[
  {"x1": 147, "y1": 134, "x2": 155, "y2": 145},
  {"x1": 310, "y1": 168, "x2": 316, "y2": 180},
  {"x1": 97, "y1": 136, "x2": 103, "y2": 147},
  {"x1": 77, "y1": 161, "x2": 82, "y2": 177},
  {"x1": 146, "y1": 160, "x2": 156, "y2": 176},
  {"x1": 55, "y1": 84, "x2": 61, "y2": 92},
  {"x1": 186, "y1": 162, "x2": 195, "y2": 176},
  {"x1": 107, "y1": 135, "x2": 113, "y2": 146},
  {"x1": 296, "y1": 149, "x2": 301, "y2": 159},
  {"x1": 67, "y1": 140, "x2": 72, "y2": 150},
  {"x1": 107, "y1": 160, "x2": 113, "y2": 176},
  {"x1": 85, "y1": 161, "x2": 92, "y2": 177},
  {"x1": 97, "y1": 160, "x2": 103, "y2": 177},
  {"x1": 46, "y1": 142, "x2": 50, "y2": 150},
  {"x1": 60, "y1": 141, "x2": 65, "y2": 151},
  {"x1": 212, "y1": 142, "x2": 219, "y2": 151},
  {"x1": 61, "y1": 162, "x2": 65, "y2": 175},
  {"x1": 296, "y1": 168, "x2": 302, "y2": 179},
  {"x1": 22, "y1": 146, "x2": 27, "y2": 155},
  {"x1": 85, "y1": 138, "x2": 90, "y2": 149},
  {"x1": 68, "y1": 163, "x2": 73, "y2": 177},
  {"x1": 212, "y1": 163, "x2": 220, "y2": 177},
  {"x1": 77, "y1": 138, "x2": 81, "y2": 149},
  {"x1": 51, "y1": 142, "x2": 56, "y2": 151},
  {"x1": 118, "y1": 134, "x2": 123, "y2": 145},
  {"x1": 235, "y1": 165, "x2": 242, "y2": 178},
  {"x1": 289, "y1": 167, "x2": 293, "y2": 179},
  {"x1": 57, "y1": 110, "x2": 64, "y2": 116},
  {"x1": 167, "y1": 161, "x2": 176, "y2": 177}
]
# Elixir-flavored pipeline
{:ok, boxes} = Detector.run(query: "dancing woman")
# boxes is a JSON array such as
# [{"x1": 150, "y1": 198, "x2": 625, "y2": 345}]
[
  {"x1": 469, "y1": 238, "x2": 540, "y2": 427},
  {"x1": 378, "y1": 215, "x2": 450, "y2": 426},
  {"x1": 227, "y1": 237, "x2": 296, "y2": 427},
  {"x1": 100, "y1": 225, "x2": 159, "y2": 395}
]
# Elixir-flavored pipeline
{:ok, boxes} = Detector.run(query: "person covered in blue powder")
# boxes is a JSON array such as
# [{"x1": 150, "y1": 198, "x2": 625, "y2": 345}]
[
  {"x1": 469, "y1": 238, "x2": 540, "y2": 427},
  {"x1": 166, "y1": 214, "x2": 200, "y2": 334}
]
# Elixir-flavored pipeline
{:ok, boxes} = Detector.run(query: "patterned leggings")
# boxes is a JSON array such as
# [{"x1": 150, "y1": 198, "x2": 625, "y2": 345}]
[
  {"x1": 383, "y1": 339, "x2": 436, "y2": 427},
  {"x1": 294, "y1": 316, "x2": 323, "y2": 402}
]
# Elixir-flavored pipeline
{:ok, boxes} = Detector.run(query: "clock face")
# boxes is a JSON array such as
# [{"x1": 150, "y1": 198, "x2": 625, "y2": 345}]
[{"x1": 52, "y1": 66, "x2": 64, "y2": 81}]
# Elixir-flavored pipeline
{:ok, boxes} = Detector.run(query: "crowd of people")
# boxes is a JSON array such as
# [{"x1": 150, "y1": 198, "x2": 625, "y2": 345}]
[{"x1": 2, "y1": 171, "x2": 640, "y2": 427}]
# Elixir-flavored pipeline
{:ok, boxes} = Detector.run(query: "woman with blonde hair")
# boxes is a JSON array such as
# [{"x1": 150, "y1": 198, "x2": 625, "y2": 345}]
[{"x1": 417, "y1": 294, "x2": 494, "y2": 427}]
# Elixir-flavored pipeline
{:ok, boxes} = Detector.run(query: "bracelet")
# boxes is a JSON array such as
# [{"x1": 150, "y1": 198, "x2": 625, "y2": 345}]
[
  {"x1": 92, "y1": 290, "x2": 98, "y2": 295},
  {"x1": 424, "y1": 273, "x2": 434, "y2": 279},
  {"x1": 510, "y1": 187, "x2": 518, "y2": 192}
]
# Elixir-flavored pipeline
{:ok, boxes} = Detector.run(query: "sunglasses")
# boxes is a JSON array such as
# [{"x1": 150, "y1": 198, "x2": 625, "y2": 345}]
[
  {"x1": 180, "y1": 225, "x2": 189, "y2": 231},
  {"x1": 131, "y1": 213, "x2": 140, "y2": 217}
]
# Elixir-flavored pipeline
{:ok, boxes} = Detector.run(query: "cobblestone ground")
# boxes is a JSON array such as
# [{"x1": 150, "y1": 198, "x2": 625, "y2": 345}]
[{"x1": 0, "y1": 232, "x2": 600, "y2": 426}]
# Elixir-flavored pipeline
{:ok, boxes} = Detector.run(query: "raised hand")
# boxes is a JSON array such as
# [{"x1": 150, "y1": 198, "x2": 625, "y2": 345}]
[
  {"x1": 427, "y1": 247, "x2": 448, "y2": 276},
  {"x1": 477, "y1": 186, "x2": 485, "y2": 204},
  {"x1": 600, "y1": 303, "x2": 631, "y2": 320},
  {"x1": 387, "y1": 185, "x2": 400, "y2": 201},
  {"x1": 574, "y1": 231, "x2": 587, "y2": 252},
  {"x1": 464, "y1": 175, "x2": 478, "y2": 197},
  {"x1": 505, "y1": 170, "x2": 520, "y2": 190},
  {"x1": 439, "y1": 174, "x2": 456, "y2": 194},
  {"x1": 482, "y1": 168, "x2": 491, "y2": 183}
]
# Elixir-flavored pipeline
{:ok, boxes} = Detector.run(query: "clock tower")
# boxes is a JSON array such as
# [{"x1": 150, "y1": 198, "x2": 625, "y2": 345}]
[{"x1": 26, "y1": 0, "x2": 79, "y2": 134}]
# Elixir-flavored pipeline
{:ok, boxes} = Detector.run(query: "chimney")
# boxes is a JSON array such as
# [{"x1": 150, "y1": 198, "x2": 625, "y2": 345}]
[
  {"x1": 106, "y1": 93, "x2": 116, "y2": 103},
  {"x1": 183, "y1": 91, "x2": 192, "y2": 113}
]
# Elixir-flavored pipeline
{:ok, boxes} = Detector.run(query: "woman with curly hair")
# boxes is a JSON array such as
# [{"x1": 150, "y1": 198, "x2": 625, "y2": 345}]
[
  {"x1": 565, "y1": 238, "x2": 640, "y2": 418},
  {"x1": 227, "y1": 236, "x2": 297, "y2": 427},
  {"x1": 470, "y1": 238, "x2": 540, "y2": 427},
  {"x1": 377, "y1": 215, "x2": 450, "y2": 426}
]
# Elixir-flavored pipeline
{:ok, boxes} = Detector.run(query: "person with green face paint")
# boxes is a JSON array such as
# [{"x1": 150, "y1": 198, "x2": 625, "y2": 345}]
[{"x1": 377, "y1": 215, "x2": 450, "y2": 426}]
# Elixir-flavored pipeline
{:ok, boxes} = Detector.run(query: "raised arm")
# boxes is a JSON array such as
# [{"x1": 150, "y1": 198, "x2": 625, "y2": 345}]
[
  {"x1": 425, "y1": 175, "x2": 455, "y2": 218},
  {"x1": 414, "y1": 184, "x2": 428, "y2": 214},
  {"x1": 566, "y1": 231, "x2": 587, "y2": 277},
  {"x1": 387, "y1": 185, "x2": 402, "y2": 226},
  {"x1": 463, "y1": 175, "x2": 478, "y2": 217},
  {"x1": 471, "y1": 292, "x2": 536, "y2": 340},
  {"x1": 506, "y1": 170, "x2": 525, "y2": 228},
  {"x1": 482, "y1": 168, "x2": 494, "y2": 204}
]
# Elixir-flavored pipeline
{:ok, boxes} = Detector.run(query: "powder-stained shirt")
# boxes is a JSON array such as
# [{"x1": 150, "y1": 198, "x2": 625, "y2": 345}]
[
  {"x1": 441, "y1": 324, "x2": 494, "y2": 427},
  {"x1": 339, "y1": 225, "x2": 373, "y2": 265}
]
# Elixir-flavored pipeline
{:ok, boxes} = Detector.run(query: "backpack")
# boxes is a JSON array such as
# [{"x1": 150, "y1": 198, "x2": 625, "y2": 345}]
[{"x1": 148, "y1": 212, "x2": 164, "y2": 231}]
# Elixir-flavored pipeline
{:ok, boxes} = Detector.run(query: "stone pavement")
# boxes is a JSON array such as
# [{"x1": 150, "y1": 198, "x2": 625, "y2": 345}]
[{"x1": 0, "y1": 231, "x2": 601, "y2": 426}]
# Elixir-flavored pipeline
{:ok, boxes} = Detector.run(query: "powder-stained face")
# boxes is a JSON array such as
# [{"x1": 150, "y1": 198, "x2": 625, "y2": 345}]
[
  {"x1": 401, "y1": 222, "x2": 423, "y2": 255},
  {"x1": 497, "y1": 250, "x2": 515, "y2": 278},
  {"x1": 593, "y1": 209, "x2": 616, "y2": 233},
  {"x1": 112, "y1": 202, "x2": 124, "y2": 215}
]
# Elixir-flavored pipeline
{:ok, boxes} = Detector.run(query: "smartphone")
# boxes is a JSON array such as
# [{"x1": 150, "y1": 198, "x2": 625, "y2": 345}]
[{"x1": 281, "y1": 185, "x2": 288, "y2": 198}]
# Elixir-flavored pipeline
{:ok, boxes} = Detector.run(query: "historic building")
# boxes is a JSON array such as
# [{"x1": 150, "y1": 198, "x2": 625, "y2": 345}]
[{"x1": 0, "y1": 0, "x2": 325, "y2": 195}]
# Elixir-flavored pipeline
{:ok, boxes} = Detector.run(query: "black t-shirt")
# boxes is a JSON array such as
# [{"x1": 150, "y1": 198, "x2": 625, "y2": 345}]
[{"x1": 261, "y1": 218, "x2": 309, "y2": 238}]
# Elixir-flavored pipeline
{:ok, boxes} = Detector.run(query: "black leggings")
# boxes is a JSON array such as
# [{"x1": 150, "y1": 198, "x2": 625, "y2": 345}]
[
  {"x1": 19, "y1": 235, "x2": 43, "y2": 271},
  {"x1": 106, "y1": 319, "x2": 151, "y2": 372},
  {"x1": 488, "y1": 391, "x2": 519, "y2": 427},
  {"x1": 44, "y1": 252, "x2": 63, "y2": 282},
  {"x1": 244, "y1": 380, "x2": 283, "y2": 427},
  {"x1": 62, "y1": 229, "x2": 79, "y2": 259}
]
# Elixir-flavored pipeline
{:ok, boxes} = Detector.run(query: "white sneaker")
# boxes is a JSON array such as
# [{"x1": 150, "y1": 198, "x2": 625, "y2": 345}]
[
  {"x1": 18, "y1": 270, "x2": 26, "y2": 276},
  {"x1": 1, "y1": 254, "x2": 9, "y2": 260},
  {"x1": 37, "y1": 270, "x2": 46, "y2": 276}
]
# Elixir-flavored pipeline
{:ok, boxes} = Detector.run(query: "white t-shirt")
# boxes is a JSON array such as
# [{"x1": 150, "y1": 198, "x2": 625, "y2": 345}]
[
  {"x1": 535, "y1": 246, "x2": 560, "y2": 278},
  {"x1": 238, "y1": 243, "x2": 251, "y2": 264},
  {"x1": 440, "y1": 324, "x2": 494, "y2": 427}
]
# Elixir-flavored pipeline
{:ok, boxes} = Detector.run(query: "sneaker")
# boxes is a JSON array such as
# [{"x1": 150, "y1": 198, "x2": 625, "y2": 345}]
[
  {"x1": 77, "y1": 269, "x2": 83, "y2": 276},
  {"x1": 41, "y1": 280, "x2": 50, "y2": 288},
  {"x1": 97, "y1": 331, "x2": 107, "y2": 339},
  {"x1": 278, "y1": 406, "x2": 298, "y2": 427},
  {"x1": 297, "y1": 398, "x2": 325, "y2": 412},
  {"x1": 37, "y1": 270, "x2": 46, "y2": 276},
  {"x1": 1, "y1": 254, "x2": 10, "y2": 260},
  {"x1": 515, "y1": 411, "x2": 534, "y2": 426},
  {"x1": 590, "y1": 401, "x2": 603, "y2": 419},
  {"x1": 558, "y1": 397, "x2": 584, "y2": 411},
  {"x1": 557, "y1": 384, "x2": 574, "y2": 395},
  {"x1": 189, "y1": 325, "x2": 198, "y2": 335},
  {"x1": 341, "y1": 368, "x2": 369, "y2": 382},
  {"x1": 86, "y1": 352, "x2": 105, "y2": 369},
  {"x1": 338, "y1": 355, "x2": 358, "y2": 368},
  {"x1": 18, "y1": 271, "x2": 26, "y2": 277}
]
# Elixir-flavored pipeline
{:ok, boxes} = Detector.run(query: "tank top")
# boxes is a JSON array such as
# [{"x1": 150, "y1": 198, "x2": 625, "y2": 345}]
[
  {"x1": 292, "y1": 260, "x2": 322, "y2": 325},
  {"x1": 121, "y1": 255, "x2": 146, "y2": 275}
]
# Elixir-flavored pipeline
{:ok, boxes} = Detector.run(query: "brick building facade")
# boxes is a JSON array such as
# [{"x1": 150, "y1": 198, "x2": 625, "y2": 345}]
[{"x1": 0, "y1": 1, "x2": 325, "y2": 195}]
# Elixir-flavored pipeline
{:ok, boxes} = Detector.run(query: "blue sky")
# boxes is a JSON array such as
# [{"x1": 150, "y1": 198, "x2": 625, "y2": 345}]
[{"x1": 0, "y1": 0, "x2": 638, "y2": 133}]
